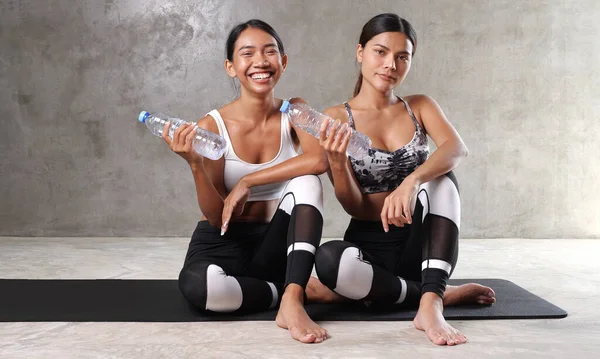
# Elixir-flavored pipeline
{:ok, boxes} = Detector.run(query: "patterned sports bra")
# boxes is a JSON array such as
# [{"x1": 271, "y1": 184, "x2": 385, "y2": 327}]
[{"x1": 344, "y1": 97, "x2": 429, "y2": 194}]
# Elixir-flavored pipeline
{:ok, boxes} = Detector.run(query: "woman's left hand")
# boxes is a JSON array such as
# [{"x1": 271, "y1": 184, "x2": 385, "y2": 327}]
[
  {"x1": 380, "y1": 175, "x2": 420, "y2": 232},
  {"x1": 221, "y1": 179, "x2": 250, "y2": 235}
]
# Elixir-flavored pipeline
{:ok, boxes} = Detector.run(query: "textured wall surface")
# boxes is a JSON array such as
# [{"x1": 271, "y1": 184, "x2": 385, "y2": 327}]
[{"x1": 1, "y1": 0, "x2": 598, "y2": 238}]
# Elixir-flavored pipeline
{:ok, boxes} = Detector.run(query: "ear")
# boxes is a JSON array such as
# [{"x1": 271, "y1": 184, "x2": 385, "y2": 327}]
[
  {"x1": 356, "y1": 44, "x2": 364, "y2": 64},
  {"x1": 281, "y1": 53, "x2": 288, "y2": 72},
  {"x1": 224, "y1": 59, "x2": 236, "y2": 78}
]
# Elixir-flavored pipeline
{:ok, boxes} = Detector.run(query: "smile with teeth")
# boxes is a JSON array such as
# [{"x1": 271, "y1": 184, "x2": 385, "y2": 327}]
[{"x1": 251, "y1": 72, "x2": 272, "y2": 80}]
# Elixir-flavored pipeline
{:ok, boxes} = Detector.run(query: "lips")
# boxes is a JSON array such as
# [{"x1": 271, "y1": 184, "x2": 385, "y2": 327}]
[
  {"x1": 248, "y1": 72, "x2": 274, "y2": 83},
  {"x1": 378, "y1": 73, "x2": 396, "y2": 82}
]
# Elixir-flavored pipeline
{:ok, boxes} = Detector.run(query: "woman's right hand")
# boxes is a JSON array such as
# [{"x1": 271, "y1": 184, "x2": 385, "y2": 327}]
[
  {"x1": 161, "y1": 122, "x2": 204, "y2": 167},
  {"x1": 319, "y1": 119, "x2": 352, "y2": 169}
]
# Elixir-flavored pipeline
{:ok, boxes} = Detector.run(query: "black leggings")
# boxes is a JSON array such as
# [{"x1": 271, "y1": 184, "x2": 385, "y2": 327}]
[
  {"x1": 178, "y1": 175, "x2": 324, "y2": 313},
  {"x1": 315, "y1": 172, "x2": 460, "y2": 308}
]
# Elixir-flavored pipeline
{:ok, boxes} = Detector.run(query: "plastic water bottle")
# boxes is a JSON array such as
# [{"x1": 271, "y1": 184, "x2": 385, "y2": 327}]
[
  {"x1": 138, "y1": 111, "x2": 226, "y2": 160},
  {"x1": 279, "y1": 101, "x2": 371, "y2": 158}
]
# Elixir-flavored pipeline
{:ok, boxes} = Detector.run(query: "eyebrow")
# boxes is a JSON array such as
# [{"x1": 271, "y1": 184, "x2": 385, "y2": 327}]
[
  {"x1": 237, "y1": 43, "x2": 278, "y2": 53},
  {"x1": 373, "y1": 44, "x2": 411, "y2": 55}
]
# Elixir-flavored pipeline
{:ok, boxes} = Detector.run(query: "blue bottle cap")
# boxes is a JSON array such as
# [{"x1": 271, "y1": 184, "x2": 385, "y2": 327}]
[
  {"x1": 138, "y1": 111, "x2": 150, "y2": 123},
  {"x1": 279, "y1": 100, "x2": 290, "y2": 113}
]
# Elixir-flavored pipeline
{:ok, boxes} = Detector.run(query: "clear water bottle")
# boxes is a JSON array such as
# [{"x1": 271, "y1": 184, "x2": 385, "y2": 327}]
[
  {"x1": 138, "y1": 111, "x2": 226, "y2": 160},
  {"x1": 279, "y1": 101, "x2": 371, "y2": 158}
]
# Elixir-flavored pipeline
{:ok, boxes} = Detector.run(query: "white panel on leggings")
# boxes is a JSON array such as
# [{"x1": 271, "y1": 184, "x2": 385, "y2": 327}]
[
  {"x1": 421, "y1": 259, "x2": 452, "y2": 275},
  {"x1": 333, "y1": 247, "x2": 373, "y2": 300},
  {"x1": 396, "y1": 277, "x2": 408, "y2": 304},
  {"x1": 278, "y1": 175, "x2": 324, "y2": 215},
  {"x1": 418, "y1": 176, "x2": 461, "y2": 228},
  {"x1": 267, "y1": 282, "x2": 278, "y2": 309},
  {"x1": 205, "y1": 264, "x2": 243, "y2": 312},
  {"x1": 287, "y1": 242, "x2": 317, "y2": 256}
]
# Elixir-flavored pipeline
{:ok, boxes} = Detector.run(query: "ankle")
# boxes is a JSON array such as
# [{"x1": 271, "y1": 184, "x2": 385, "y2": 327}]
[
  {"x1": 420, "y1": 292, "x2": 444, "y2": 309},
  {"x1": 282, "y1": 284, "x2": 305, "y2": 303}
]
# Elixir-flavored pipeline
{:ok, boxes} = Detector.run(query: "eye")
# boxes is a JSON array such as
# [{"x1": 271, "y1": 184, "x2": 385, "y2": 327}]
[
  {"x1": 398, "y1": 55, "x2": 409, "y2": 61},
  {"x1": 266, "y1": 49, "x2": 279, "y2": 55},
  {"x1": 241, "y1": 52, "x2": 252, "y2": 57},
  {"x1": 374, "y1": 49, "x2": 385, "y2": 55}
]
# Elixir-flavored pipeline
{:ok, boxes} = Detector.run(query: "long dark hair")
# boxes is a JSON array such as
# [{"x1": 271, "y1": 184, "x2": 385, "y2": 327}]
[
  {"x1": 354, "y1": 14, "x2": 417, "y2": 97},
  {"x1": 225, "y1": 19, "x2": 285, "y2": 61}
]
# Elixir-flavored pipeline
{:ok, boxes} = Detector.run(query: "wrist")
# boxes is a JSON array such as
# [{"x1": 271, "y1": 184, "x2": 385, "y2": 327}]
[
  {"x1": 240, "y1": 175, "x2": 254, "y2": 188},
  {"x1": 329, "y1": 158, "x2": 349, "y2": 173},
  {"x1": 189, "y1": 160, "x2": 205, "y2": 173},
  {"x1": 406, "y1": 173, "x2": 422, "y2": 186}
]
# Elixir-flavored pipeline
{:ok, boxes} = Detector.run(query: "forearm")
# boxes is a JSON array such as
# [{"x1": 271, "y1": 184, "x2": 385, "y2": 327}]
[
  {"x1": 409, "y1": 140, "x2": 468, "y2": 185},
  {"x1": 329, "y1": 161, "x2": 365, "y2": 217},
  {"x1": 190, "y1": 164, "x2": 224, "y2": 226},
  {"x1": 243, "y1": 152, "x2": 328, "y2": 187}
]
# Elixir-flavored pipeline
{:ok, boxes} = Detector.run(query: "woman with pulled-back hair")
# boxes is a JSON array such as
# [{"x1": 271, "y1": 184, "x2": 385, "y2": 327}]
[
  {"x1": 312, "y1": 13, "x2": 496, "y2": 346},
  {"x1": 169, "y1": 19, "x2": 329, "y2": 344}
]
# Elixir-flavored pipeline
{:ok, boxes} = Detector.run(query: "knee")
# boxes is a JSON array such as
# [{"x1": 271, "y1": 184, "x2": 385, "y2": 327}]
[
  {"x1": 288, "y1": 175, "x2": 322, "y2": 191},
  {"x1": 180, "y1": 263, "x2": 243, "y2": 312},
  {"x1": 285, "y1": 175, "x2": 324, "y2": 213},
  {"x1": 419, "y1": 173, "x2": 461, "y2": 227},
  {"x1": 315, "y1": 240, "x2": 353, "y2": 288},
  {"x1": 178, "y1": 262, "x2": 209, "y2": 310}
]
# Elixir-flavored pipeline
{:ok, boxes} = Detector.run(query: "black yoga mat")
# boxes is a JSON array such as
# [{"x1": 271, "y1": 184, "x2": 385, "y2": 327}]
[{"x1": 0, "y1": 278, "x2": 567, "y2": 322}]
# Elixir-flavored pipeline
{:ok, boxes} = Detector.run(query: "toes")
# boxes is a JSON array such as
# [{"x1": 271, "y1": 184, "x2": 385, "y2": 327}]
[
  {"x1": 290, "y1": 327, "x2": 316, "y2": 343},
  {"x1": 445, "y1": 334, "x2": 456, "y2": 346},
  {"x1": 298, "y1": 333, "x2": 316, "y2": 343},
  {"x1": 433, "y1": 334, "x2": 447, "y2": 345},
  {"x1": 476, "y1": 294, "x2": 496, "y2": 304}
]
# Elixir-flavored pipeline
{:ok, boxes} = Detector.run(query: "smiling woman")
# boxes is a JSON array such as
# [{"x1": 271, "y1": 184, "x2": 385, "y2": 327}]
[{"x1": 163, "y1": 19, "x2": 330, "y2": 344}]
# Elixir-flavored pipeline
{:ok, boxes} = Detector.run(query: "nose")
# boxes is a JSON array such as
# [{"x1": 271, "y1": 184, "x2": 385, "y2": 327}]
[
  {"x1": 384, "y1": 56, "x2": 396, "y2": 70},
  {"x1": 254, "y1": 53, "x2": 268, "y2": 66}
]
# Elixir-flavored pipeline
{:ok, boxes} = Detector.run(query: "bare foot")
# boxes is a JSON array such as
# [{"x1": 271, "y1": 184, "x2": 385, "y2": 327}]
[
  {"x1": 414, "y1": 293, "x2": 468, "y2": 346},
  {"x1": 275, "y1": 284, "x2": 328, "y2": 344},
  {"x1": 444, "y1": 283, "x2": 496, "y2": 306},
  {"x1": 306, "y1": 276, "x2": 345, "y2": 303}
]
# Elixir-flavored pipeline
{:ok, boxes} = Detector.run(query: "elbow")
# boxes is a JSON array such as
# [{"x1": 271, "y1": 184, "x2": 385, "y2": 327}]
[
  {"x1": 311, "y1": 154, "x2": 330, "y2": 175},
  {"x1": 205, "y1": 215, "x2": 222, "y2": 229},
  {"x1": 460, "y1": 142, "x2": 469, "y2": 158}
]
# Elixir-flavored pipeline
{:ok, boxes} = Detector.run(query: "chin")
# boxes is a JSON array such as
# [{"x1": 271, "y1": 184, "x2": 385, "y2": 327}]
[{"x1": 374, "y1": 83, "x2": 397, "y2": 94}]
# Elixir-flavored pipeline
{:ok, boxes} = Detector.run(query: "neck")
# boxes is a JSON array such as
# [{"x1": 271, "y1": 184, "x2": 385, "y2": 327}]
[
  {"x1": 237, "y1": 88, "x2": 278, "y2": 123},
  {"x1": 355, "y1": 81, "x2": 398, "y2": 109}
]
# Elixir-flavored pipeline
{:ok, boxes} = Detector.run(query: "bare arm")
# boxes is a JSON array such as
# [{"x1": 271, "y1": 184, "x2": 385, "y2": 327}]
[
  {"x1": 162, "y1": 115, "x2": 227, "y2": 227},
  {"x1": 406, "y1": 95, "x2": 469, "y2": 185},
  {"x1": 320, "y1": 106, "x2": 366, "y2": 217},
  {"x1": 241, "y1": 98, "x2": 329, "y2": 188},
  {"x1": 379, "y1": 95, "x2": 469, "y2": 232},
  {"x1": 220, "y1": 98, "x2": 329, "y2": 234}
]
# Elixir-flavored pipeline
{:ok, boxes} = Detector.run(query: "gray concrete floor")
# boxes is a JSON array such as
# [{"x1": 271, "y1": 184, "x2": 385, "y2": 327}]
[{"x1": 0, "y1": 237, "x2": 597, "y2": 358}]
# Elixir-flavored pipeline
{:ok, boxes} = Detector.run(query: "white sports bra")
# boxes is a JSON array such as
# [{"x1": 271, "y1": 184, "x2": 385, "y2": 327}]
[{"x1": 208, "y1": 109, "x2": 299, "y2": 202}]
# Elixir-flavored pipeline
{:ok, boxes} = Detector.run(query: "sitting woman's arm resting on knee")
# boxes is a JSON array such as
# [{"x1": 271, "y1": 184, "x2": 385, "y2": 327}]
[
  {"x1": 406, "y1": 95, "x2": 469, "y2": 186},
  {"x1": 380, "y1": 95, "x2": 469, "y2": 231},
  {"x1": 221, "y1": 97, "x2": 329, "y2": 231},
  {"x1": 239, "y1": 98, "x2": 329, "y2": 188}
]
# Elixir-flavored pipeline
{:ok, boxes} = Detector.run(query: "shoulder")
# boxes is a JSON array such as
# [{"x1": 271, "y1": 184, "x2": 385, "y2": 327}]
[
  {"x1": 196, "y1": 114, "x2": 220, "y2": 135},
  {"x1": 323, "y1": 103, "x2": 350, "y2": 122},
  {"x1": 288, "y1": 97, "x2": 307, "y2": 105},
  {"x1": 403, "y1": 94, "x2": 440, "y2": 113}
]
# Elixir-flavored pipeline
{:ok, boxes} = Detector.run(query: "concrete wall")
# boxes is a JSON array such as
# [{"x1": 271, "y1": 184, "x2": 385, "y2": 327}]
[{"x1": 1, "y1": 0, "x2": 598, "y2": 238}]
